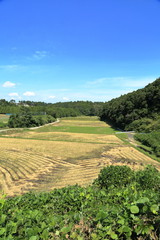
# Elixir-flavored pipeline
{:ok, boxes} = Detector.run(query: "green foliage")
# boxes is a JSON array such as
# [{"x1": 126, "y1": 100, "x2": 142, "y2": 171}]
[
  {"x1": 8, "y1": 107, "x2": 56, "y2": 128},
  {"x1": 125, "y1": 118, "x2": 153, "y2": 132},
  {"x1": 0, "y1": 122, "x2": 8, "y2": 128},
  {"x1": 94, "y1": 165, "x2": 134, "y2": 189},
  {"x1": 100, "y1": 77, "x2": 160, "y2": 130},
  {"x1": 46, "y1": 107, "x2": 80, "y2": 118},
  {"x1": 135, "y1": 131, "x2": 160, "y2": 157},
  {"x1": 147, "y1": 117, "x2": 160, "y2": 132},
  {"x1": 0, "y1": 99, "x2": 104, "y2": 118},
  {"x1": 126, "y1": 116, "x2": 160, "y2": 132},
  {"x1": 135, "y1": 165, "x2": 160, "y2": 191},
  {"x1": 52, "y1": 101, "x2": 104, "y2": 116},
  {"x1": 1, "y1": 166, "x2": 160, "y2": 239},
  {"x1": 33, "y1": 115, "x2": 55, "y2": 126}
]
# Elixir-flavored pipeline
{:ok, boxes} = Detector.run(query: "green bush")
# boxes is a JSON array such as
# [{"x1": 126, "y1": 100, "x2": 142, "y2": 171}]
[
  {"x1": 8, "y1": 113, "x2": 37, "y2": 128},
  {"x1": 0, "y1": 165, "x2": 160, "y2": 239},
  {"x1": 8, "y1": 113, "x2": 56, "y2": 128},
  {"x1": 1, "y1": 175, "x2": 160, "y2": 240},
  {"x1": 135, "y1": 165, "x2": 160, "y2": 191},
  {"x1": 94, "y1": 165, "x2": 134, "y2": 189},
  {"x1": 33, "y1": 115, "x2": 56, "y2": 126},
  {"x1": 125, "y1": 118, "x2": 153, "y2": 132}
]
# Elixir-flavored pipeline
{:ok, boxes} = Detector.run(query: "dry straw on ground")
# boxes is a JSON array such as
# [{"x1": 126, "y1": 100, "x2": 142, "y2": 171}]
[{"x1": 0, "y1": 117, "x2": 159, "y2": 197}]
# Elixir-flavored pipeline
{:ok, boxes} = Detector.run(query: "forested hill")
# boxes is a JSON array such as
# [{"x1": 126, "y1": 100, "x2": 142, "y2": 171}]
[
  {"x1": 0, "y1": 100, "x2": 104, "y2": 118},
  {"x1": 100, "y1": 77, "x2": 160, "y2": 131}
]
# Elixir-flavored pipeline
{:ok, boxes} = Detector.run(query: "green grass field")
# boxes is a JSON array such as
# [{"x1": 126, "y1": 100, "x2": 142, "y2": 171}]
[
  {"x1": 34, "y1": 116, "x2": 115, "y2": 134},
  {"x1": 115, "y1": 133, "x2": 130, "y2": 144},
  {"x1": 35, "y1": 125, "x2": 115, "y2": 134}
]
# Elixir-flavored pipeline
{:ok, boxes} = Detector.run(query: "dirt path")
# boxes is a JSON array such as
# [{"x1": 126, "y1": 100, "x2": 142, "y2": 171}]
[
  {"x1": 29, "y1": 119, "x2": 60, "y2": 129},
  {"x1": 126, "y1": 132, "x2": 138, "y2": 146},
  {"x1": 0, "y1": 119, "x2": 59, "y2": 133}
]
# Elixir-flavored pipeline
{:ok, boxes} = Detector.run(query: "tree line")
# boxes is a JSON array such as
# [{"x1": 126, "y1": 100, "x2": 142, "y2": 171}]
[
  {"x1": 99, "y1": 78, "x2": 160, "y2": 130},
  {"x1": 0, "y1": 100, "x2": 104, "y2": 128},
  {"x1": 0, "y1": 100, "x2": 104, "y2": 119},
  {"x1": 8, "y1": 107, "x2": 56, "y2": 128}
]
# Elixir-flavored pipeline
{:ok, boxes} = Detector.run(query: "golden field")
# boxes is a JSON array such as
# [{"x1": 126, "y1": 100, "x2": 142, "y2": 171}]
[{"x1": 0, "y1": 116, "x2": 159, "y2": 197}]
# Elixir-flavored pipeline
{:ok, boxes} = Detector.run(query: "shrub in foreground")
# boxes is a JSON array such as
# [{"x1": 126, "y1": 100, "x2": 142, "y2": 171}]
[
  {"x1": 0, "y1": 165, "x2": 160, "y2": 239},
  {"x1": 135, "y1": 165, "x2": 160, "y2": 191},
  {"x1": 94, "y1": 165, "x2": 134, "y2": 189}
]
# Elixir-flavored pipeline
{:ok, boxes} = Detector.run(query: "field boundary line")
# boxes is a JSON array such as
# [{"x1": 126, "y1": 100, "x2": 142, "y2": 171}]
[{"x1": 29, "y1": 119, "x2": 60, "y2": 129}]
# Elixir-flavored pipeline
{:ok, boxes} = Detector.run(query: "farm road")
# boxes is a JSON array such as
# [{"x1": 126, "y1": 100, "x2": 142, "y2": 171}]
[
  {"x1": 29, "y1": 119, "x2": 60, "y2": 129},
  {"x1": 0, "y1": 119, "x2": 59, "y2": 132}
]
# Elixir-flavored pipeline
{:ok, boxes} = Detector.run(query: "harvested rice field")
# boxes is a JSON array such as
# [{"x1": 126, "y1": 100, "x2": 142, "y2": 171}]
[
  {"x1": 3, "y1": 131, "x2": 122, "y2": 144},
  {"x1": 0, "y1": 116, "x2": 159, "y2": 197}
]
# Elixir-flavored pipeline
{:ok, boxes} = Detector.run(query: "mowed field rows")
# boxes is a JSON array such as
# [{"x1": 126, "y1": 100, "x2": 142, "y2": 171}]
[{"x1": 0, "y1": 116, "x2": 159, "y2": 197}]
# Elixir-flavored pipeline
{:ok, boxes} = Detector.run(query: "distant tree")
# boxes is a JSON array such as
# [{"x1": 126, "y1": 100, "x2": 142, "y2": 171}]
[{"x1": 8, "y1": 107, "x2": 37, "y2": 128}]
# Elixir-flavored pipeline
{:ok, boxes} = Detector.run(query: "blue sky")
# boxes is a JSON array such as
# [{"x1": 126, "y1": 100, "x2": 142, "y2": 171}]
[{"x1": 0, "y1": 0, "x2": 160, "y2": 102}]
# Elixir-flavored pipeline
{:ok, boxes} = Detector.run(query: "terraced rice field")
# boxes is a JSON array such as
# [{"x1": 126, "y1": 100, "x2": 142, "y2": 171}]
[
  {"x1": 4, "y1": 131, "x2": 122, "y2": 144},
  {"x1": 0, "y1": 116, "x2": 159, "y2": 197}
]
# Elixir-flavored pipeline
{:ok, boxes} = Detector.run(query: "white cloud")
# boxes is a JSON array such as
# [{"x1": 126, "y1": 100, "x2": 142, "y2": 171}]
[
  {"x1": 86, "y1": 76, "x2": 155, "y2": 90},
  {"x1": 62, "y1": 97, "x2": 69, "y2": 101},
  {"x1": 23, "y1": 91, "x2": 35, "y2": 97},
  {"x1": 49, "y1": 95, "x2": 56, "y2": 99},
  {"x1": 33, "y1": 51, "x2": 48, "y2": 60},
  {"x1": 87, "y1": 78, "x2": 108, "y2": 85},
  {"x1": 2, "y1": 81, "x2": 16, "y2": 88},
  {"x1": 122, "y1": 78, "x2": 153, "y2": 88},
  {"x1": 8, "y1": 92, "x2": 19, "y2": 97}
]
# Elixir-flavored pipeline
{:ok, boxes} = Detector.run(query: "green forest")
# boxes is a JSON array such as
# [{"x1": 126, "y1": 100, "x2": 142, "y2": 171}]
[
  {"x1": 0, "y1": 100, "x2": 104, "y2": 128},
  {"x1": 100, "y1": 77, "x2": 160, "y2": 131},
  {"x1": 99, "y1": 77, "x2": 160, "y2": 158},
  {"x1": 0, "y1": 100, "x2": 104, "y2": 119}
]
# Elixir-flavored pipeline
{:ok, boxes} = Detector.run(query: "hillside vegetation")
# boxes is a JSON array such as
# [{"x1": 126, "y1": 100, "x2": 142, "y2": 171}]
[
  {"x1": 135, "y1": 132, "x2": 160, "y2": 157},
  {"x1": 0, "y1": 100, "x2": 104, "y2": 119},
  {"x1": 100, "y1": 77, "x2": 160, "y2": 131},
  {"x1": 0, "y1": 100, "x2": 104, "y2": 129}
]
